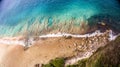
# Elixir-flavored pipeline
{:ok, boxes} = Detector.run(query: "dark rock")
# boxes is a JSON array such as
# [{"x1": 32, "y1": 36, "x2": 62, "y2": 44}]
[
  {"x1": 64, "y1": 36, "x2": 72, "y2": 39},
  {"x1": 88, "y1": 14, "x2": 120, "y2": 33}
]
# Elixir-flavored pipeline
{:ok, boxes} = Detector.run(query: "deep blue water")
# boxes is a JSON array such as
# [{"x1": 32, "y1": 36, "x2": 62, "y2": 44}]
[{"x1": 0, "y1": 0, "x2": 120, "y2": 36}]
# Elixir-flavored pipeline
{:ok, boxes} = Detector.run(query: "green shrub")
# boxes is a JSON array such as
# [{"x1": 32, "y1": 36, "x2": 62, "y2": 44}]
[
  {"x1": 66, "y1": 58, "x2": 88, "y2": 67},
  {"x1": 66, "y1": 65, "x2": 78, "y2": 67},
  {"x1": 77, "y1": 58, "x2": 87, "y2": 67},
  {"x1": 50, "y1": 58, "x2": 65, "y2": 67},
  {"x1": 119, "y1": 64, "x2": 120, "y2": 67},
  {"x1": 42, "y1": 63, "x2": 54, "y2": 67},
  {"x1": 42, "y1": 58, "x2": 65, "y2": 67}
]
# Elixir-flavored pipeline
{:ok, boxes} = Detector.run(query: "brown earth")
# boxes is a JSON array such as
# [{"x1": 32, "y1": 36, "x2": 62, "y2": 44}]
[{"x1": 0, "y1": 31, "x2": 110, "y2": 67}]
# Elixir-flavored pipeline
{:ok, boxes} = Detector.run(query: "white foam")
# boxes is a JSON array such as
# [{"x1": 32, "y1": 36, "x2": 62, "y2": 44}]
[
  {"x1": 0, "y1": 39, "x2": 25, "y2": 46},
  {"x1": 39, "y1": 30, "x2": 103, "y2": 38},
  {"x1": 0, "y1": 30, "x2": 118, "y2": 66},
  {"x1": 0, "y1": 30, "x2": 118, "y2": 47},
  {"x1": 108, "y1": 30, "x2": 118, "y2": 41}
]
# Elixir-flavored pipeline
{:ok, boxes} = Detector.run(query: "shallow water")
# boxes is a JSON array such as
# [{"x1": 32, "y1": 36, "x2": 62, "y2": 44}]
[{"x1": 0, "y1": 0, "x2": 120, "y2": 36}]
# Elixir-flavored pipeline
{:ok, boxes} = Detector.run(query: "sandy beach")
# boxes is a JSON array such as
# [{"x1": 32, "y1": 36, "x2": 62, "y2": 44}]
[{"x1": 0, "y1": 30, "x2": 114, "y2": 67}]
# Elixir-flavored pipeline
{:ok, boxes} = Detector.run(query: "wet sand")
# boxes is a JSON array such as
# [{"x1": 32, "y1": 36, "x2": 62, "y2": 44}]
[{"x1": 0, "y1": 30, "x2": 112, "y2": 67}]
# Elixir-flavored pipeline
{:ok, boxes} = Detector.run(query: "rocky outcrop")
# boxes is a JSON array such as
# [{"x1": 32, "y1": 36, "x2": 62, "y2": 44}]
[{"x1": 66, "y1": 35, "x2": 120, "y2": 67}]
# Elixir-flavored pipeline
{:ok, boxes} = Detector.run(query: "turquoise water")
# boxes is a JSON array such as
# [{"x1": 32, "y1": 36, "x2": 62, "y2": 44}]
[{"x1": 0, "y1": 0, "x2": 120, "y2": 36}]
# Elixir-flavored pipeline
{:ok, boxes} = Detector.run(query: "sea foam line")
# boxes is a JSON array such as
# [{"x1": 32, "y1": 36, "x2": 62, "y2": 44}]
[
  {"x1": 0, "y1": 30, "x2": 118, "y2": 46},
  {"x1": 39, "y1": 30, "x2": 103, "y2": 38}
]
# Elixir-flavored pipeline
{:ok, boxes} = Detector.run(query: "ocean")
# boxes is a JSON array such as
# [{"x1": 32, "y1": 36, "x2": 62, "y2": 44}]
[{"x1": 0, "y1": 0, "x2": 120, "y2": 36}]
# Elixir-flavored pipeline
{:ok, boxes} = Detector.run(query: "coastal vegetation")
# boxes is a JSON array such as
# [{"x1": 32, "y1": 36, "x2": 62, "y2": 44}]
[
  {"x1": 42, "y1": 35, "x2": 120, "y2": 67},
  {"x1": 42, "y1": 58, "x2": 65, "y2": 67}
]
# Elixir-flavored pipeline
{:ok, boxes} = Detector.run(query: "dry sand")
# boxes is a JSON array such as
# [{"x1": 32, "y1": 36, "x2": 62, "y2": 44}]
[{"x1": 0, "y1": 31, "x2": 111, "y2": 67}]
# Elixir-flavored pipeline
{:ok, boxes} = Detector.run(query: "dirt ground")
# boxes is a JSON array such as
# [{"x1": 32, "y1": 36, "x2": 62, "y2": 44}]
[{"x1": 0, "y1": 31, "x2": 109, "y2": 67}]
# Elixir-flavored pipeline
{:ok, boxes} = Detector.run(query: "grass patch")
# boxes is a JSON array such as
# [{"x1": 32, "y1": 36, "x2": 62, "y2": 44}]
[
  {"x1": 66, "y1": 58, "x2": 88, "y2": 67},
  {"x1": 42, "y1": 57, "x2": 65, "y2": 67}
]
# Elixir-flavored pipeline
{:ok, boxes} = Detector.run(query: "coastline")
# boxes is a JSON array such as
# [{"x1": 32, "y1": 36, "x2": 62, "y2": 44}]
[{"x1": 0, "y1": 30, "x2": 118, "y2": 66}]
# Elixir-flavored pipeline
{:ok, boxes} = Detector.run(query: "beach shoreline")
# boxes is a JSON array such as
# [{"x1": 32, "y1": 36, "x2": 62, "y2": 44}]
[{"x1": 0, "y1": 30, "x2": 118, "y2": 67}]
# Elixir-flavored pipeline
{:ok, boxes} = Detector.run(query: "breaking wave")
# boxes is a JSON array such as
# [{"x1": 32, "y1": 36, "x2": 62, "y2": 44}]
[
  {"x1": 0, "y1": 30, "x2": 118, "y2": 46},
  {"x1": 0, "y1": 0, "x2": 120, "y2": 36}
]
